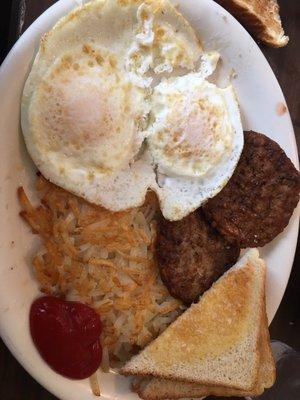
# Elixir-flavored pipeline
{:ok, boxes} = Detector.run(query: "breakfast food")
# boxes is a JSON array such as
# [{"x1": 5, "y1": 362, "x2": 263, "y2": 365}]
[
  {"x1": 21, "y1": 0, "x2": 244, "y2": 221},
  {"x1": 131, "y1": 310, "x2": 274, "y2": 399},
  {"x1": 121, "y1": 249, "x2": 275, "y2": 394},
  {"x1": 16, "y1": 0, "x2": 299, "y2": 395},
  {"x1": 156, "y1": 210, "x2": 240, "y2": 304},
  {"x1": 18, "y1": 175, "x2": 184, "y2": 364},
  {"x1": 216, "y1": 0, "x2": 289, "y2": 47},
  {"x1": 203, "y1": 131, "x2": 300, "y2": 247},
  {"x1": 146, "y1": 68, "x2": 243, "y2": 220}
]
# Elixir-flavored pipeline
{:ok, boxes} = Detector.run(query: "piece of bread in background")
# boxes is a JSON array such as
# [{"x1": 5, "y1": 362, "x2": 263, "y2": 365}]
[
  {"x1": 121, "y1": 249, "x2": 269, "y2": 392},
  {"x1": 133, "y1": 307, "x2": 275, "y2": 399},
  {"x1": 215, "y1": 0, "x2": 288, "y2": 47}
]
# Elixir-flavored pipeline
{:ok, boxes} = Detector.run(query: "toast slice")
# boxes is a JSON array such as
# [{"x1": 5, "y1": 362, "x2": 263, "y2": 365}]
[
  {"x1": 132, "y1": 308, "x2": 275, "y2": 399},
  {"x1": 121, "y1": 249, "x2": 266, "y2": 391},
  {"x1": 216, "y1": 0, "x2": 288, "y2": 47}
]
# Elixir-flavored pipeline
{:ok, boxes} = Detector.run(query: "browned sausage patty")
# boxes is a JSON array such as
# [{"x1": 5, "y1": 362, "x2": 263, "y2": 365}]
[
  {"x1": 156, "y1": 210, "x2": 240, "y2": 304},
  {"x1": 203, "y1": 131, "x2": 300, "y2": 248}
]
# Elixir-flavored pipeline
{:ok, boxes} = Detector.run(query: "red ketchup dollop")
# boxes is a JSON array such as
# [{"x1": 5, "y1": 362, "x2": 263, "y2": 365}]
[{"x1": 30, "y1": 296, "x2": 102, "y2": 379}]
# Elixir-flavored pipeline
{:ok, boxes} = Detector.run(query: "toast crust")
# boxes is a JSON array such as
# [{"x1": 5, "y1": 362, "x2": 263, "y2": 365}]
[
  {"x1": 132, "y1": 304, "x2": 275, "y2": 399},
  {"x1": 216, "y1": 0, "x2": 288, "y2": 47}
]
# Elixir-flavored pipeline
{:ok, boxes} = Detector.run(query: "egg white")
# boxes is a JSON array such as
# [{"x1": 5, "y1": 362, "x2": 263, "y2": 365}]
[
  {"x1": 125, "y1": 1, "x2": 203, "y2": 84},
  {"x1": 146, "y1": 72, "x2": 244, "y2": 220},
  {"x1": 21, "y1": 0, "x2": 244, "y2": 219}
]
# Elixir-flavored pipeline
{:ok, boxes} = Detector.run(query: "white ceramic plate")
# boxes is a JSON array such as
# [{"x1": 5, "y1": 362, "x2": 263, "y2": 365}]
[{"x1": 0, "y1": 0, "x2": 299, "y2": 399}]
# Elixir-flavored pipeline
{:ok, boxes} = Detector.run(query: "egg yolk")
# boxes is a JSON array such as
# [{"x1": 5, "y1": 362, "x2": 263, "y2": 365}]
[
  {"x1": 147, "y1": 79, "x2": 234, "y2": 177},
  {"x1": 30, "y1": 50, "x2": 143, "y2": 173}
]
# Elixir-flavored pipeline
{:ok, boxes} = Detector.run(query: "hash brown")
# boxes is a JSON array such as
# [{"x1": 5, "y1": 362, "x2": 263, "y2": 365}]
[
  {"x1": 203, "y1": 131, "x2": 300, "y2": 248},
  {"x1": 156, "y1": 210, "x2": 240, "y2": 304}
]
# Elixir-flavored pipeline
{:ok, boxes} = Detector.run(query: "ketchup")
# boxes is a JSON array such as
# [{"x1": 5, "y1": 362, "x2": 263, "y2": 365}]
[{"x1": 30, "y1": 296, "x2": 102, "y2": 379}]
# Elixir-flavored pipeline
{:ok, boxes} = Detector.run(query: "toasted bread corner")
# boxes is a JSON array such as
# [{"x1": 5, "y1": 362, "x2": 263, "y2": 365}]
[
  {"x1": 216, "y1": 0, "x2": 289, "y2": 47},
  {"x1": 121, "y1": 249, "x2": 267, "y2": 392}
]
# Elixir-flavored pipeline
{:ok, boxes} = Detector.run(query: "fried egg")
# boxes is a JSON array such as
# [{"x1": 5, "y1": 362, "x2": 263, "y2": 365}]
[
  {"x1": 27, "y1": 47, "x2": 147, "y2": 173},
  {"x1": 22, "y1": 0, "x2": 206, "y2": 210},
  {"x1": 147, "y1": 72, "x2": 243, "y2": 220},
  {"x1": 147, "y1": 54, "x2": 229, "y2": 178},
  {"x1": 22, "y1": 44, "x2": 155, "y2": 211},
  {"x1": 21, "y1": 0, "x2": 243, "y2": 219}
]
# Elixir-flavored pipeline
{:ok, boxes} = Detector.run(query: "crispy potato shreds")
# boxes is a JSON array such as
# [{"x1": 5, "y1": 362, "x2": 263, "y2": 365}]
[{"x1": 18, "y1": 175, "x2": 184, "y2": 363}]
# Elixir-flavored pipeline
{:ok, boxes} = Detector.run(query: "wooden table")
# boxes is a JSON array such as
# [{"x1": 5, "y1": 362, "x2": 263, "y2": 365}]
[{"x1": 0, "y1": 1, "x2": 299, "y2": 399}]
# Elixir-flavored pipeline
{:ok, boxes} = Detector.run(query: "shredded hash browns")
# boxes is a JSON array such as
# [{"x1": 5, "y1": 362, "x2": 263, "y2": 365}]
[{"x1": 18, "y1": 174, "x2": 183, "y2": 365}]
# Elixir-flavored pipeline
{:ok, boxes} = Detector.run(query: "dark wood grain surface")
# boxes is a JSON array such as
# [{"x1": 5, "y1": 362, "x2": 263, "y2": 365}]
[{"x1": 0, "y1": 1, "x2": 299, "y2": 399}]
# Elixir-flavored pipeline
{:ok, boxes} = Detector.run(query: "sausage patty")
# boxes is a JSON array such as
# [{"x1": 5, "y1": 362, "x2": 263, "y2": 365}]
[
  {"x1": 156, "y1": 210, "x2": 240, "y2": 304},
  {"x1": 203, "y1": 131, "x2": 300, "y2": 248}
]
